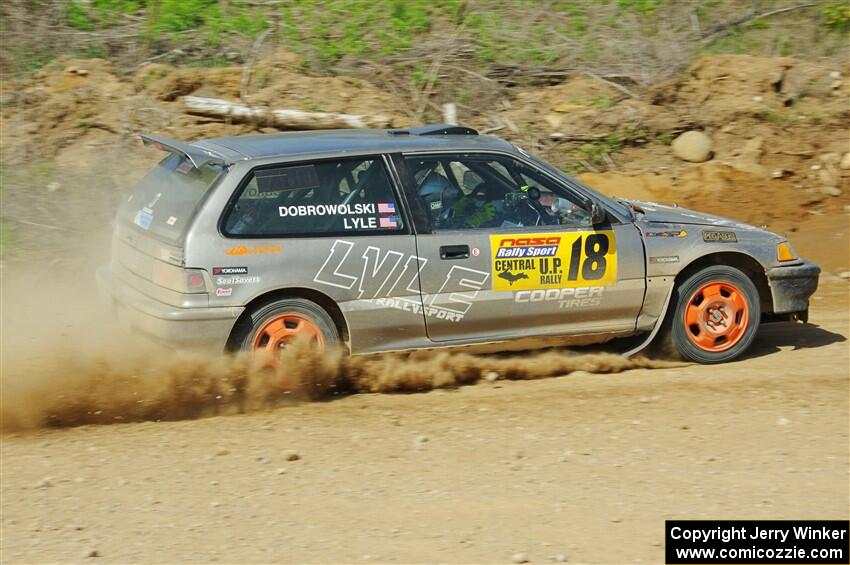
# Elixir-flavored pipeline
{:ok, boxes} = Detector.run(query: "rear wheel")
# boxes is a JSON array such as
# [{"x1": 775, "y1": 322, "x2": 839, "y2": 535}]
[
  {"x1": 239, "y1": 298, "x2": 339, "y2": 353},
  {"x1": 660, "y1": 265, "x2": 760, "y2": 364}
]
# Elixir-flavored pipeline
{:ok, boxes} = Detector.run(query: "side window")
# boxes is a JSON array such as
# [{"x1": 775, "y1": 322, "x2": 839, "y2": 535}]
[
  {"x1": 404, "y1": 154, "x2": 590, "y2": 231},
  {"x1": 224, "y1": 157, "x2": 403, "y2": 236}
]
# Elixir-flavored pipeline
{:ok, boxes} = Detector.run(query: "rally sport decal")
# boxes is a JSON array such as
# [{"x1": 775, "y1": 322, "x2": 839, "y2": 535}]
[{"x1": 490, "y1": 231, "x2": 617, "y2": 292}]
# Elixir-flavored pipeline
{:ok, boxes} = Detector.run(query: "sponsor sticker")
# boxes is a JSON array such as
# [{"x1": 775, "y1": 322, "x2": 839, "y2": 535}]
[
  {"x1": 650, "y1": 255, "x2": 679, "y2": 264},
  {"x1": 471, "y1": 247, "x2": 480, "y2": 257},
  {"x1": 134, "y1": 209, "x2": 153, "y2": 230},
  {"x1": 213, "y1": 266, "x2": 248, "y2": 275},
  {"x1": 646, "y1": 230, "x2": 687, "y2": 238},
  {"x1": 225, "y1": 243, "x2": 282, "y2": 256},
  {"x1": 515, "y1": 286, "x2": 605, "y2": 309},
  {"x1": 491, "y1": 231, "x2": 617, "y2": 292},
  {"x1": 176, "y1": 160, "x2": 193, "y2": 174},
  {"x1": 703, "y1": 230, "x2": 737, "y2": 242},
  {"x1": 166, "y1": 216, "x2": 178, "y2": 226},
  {"x1": 215, "y1": 287, "x2": 233, "y2": 297},
  {"x1": 215, "y1": 275, "x2": 259, "y2": 285}
]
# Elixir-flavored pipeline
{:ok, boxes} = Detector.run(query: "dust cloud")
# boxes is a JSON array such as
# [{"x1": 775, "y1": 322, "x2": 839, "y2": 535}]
[
  {"x1": 1, "y1": 309, "x2": 673, "y2": 431},
  {"x1": 0, "y1": 209, "x2": 672, "y2": 433}
]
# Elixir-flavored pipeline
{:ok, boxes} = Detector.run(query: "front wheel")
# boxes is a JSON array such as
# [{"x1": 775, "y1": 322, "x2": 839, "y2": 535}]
[{"x1": 659, "y1": 265, "x2": 761, "y2": 364}]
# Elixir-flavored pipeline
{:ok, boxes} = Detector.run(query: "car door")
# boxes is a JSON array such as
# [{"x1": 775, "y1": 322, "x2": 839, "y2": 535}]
[{"x1": 391, "y1": 151, "x2": 645, "y2": 343}]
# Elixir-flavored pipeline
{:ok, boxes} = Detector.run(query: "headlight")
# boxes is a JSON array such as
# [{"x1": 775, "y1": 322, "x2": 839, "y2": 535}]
[{"x1": 776, "y1": 241, "x2": 797, "y2": 262}]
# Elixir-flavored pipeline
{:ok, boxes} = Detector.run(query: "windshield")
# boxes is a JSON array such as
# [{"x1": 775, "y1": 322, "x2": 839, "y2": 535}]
[
  {"x1": 118, "y1": 153, "x2": 224, "y2": 243},
  {"x1": 521, "y1": 151, "x2": 630, "y2": 217}
]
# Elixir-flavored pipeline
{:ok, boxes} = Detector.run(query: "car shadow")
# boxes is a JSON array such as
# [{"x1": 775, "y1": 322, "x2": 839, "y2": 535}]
[{"x1": 740, "y1": 321, "x2": 847, "y2": 361}]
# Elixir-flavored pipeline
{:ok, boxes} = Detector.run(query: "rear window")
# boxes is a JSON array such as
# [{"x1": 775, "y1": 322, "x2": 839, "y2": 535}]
[
  {"x1": 119, "y1": 153, "x2": 224, "y2": 242},
  {"x1": 223, "y1": 156, "x2": 404, "y2": 237}
]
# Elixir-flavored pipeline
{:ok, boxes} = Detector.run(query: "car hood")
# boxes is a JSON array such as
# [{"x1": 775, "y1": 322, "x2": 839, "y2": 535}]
[{"x1": 626, "y1": 200, "x2": 758, "y2": 230}]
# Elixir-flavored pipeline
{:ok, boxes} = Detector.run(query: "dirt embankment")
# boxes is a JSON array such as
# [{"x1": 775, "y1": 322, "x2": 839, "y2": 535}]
[{"x1": 1, "y1": 52, "x2": 847, "y2": 248}]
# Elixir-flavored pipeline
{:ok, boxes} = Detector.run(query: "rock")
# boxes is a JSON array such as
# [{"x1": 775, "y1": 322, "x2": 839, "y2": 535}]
[
  {"x1": 776, "y1": 417, "x2": 790, "y2": 426},
  {"x1": 830, "y1": 71, "x2": 842, "y2": 79},
  {"x1": 840, "y1": 153, "x2": 850, "y2": 170},
  {"x1": 544, "y1": 114, "x2": 563, "y2": 129},
  {"x1": 817, "y1": 169, "x2": 837, "y2": 186},
  {"x1": 552, "y1": 554, "x2": 568, "y2": 563},
  {"x1": 414, "y1": 435, "x2": 429, "y2": 445},
  {"x1": 284, "y1": 450, "x2": 301, "y2": 461},
  {"x1": 819, "y1": 153, "x2": 841, "y2": 166},
  {"x1": 512, "y1": 552, "x2": 530, "y2": 564},
  {"x1": 672, "y1": 131, "x2": 713, "y2": 163},
  {"x1": 215, "y1": 447, "x2": 229, "y2": 456},
  {"x1": 35, "y1": 477, "x2": 53, "y2": 489},
  {"x1": 838, "y1": 271, "x2": 850, "y2": 280},
  {"x1": 276, "y1": 468, "x2": 286, "y2": 475},
  {"x1": 484, "y1": 371, "x2": 500, "y2": 382},
  {"x1": 820, "y1": 186, "x2": 841, "y2": 197},
  {"x1": 82, "y1": 548, "x2": 99, "y2": 558}
]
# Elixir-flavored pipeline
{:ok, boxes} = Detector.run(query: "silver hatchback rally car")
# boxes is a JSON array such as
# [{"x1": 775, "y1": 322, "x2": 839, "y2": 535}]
[{"x1": 97, "y1": 125, "x2": 820, "y2": 364}]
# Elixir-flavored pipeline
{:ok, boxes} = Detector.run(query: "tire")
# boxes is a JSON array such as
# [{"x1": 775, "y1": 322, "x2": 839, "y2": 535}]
[
  {"x1": 659, "y1": 265, "x2": 761, "y2": 364},
  {"x1": 236, "y1": 298, "x2": 340, "y2": 353}
]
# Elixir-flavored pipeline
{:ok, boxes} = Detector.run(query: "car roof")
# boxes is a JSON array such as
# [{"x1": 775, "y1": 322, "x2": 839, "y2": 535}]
[{"x1": 193, "y1": 126, "x2": 515, "y2": 161}]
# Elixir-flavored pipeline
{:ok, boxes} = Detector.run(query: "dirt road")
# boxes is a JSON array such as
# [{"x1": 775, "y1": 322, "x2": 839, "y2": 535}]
[{"x1": 1, "y1": 282, "x2": 847, "y2": 564}]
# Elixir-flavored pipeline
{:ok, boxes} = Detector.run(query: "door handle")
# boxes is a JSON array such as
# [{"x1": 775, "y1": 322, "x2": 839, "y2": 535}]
[{"x1": 440, "y1": 245, "x2": 470, "y2": 260}]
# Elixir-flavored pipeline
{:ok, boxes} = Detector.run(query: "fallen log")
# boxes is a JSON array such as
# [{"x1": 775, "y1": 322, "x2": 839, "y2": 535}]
[{"x1": 182, "y1": 96, "x2": 392, "y2": 129}]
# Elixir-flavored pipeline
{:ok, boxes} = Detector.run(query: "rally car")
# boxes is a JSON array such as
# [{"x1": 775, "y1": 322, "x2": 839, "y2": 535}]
[{"x1": 97, "y1": 125, "x2": 820, "y2": 363}]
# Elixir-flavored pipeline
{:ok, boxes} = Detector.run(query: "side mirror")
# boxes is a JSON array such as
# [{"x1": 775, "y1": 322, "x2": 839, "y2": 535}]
[{"x1": 590, "y1": 202, "x2": 607, "y2": 225}]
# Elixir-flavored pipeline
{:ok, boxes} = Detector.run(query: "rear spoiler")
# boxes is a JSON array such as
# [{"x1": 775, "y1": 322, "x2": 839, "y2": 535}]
[{"x1": 140, "y1": 134, "x2": 229, "y2": 169}]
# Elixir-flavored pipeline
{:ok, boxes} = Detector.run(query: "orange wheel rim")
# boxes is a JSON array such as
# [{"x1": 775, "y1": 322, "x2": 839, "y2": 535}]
[
  {"x1": 683, "y1": 281, "x2": 749, "y2": 353},
  {"x1": 252, "y1": 314, "x2": 325, "y2": 353}
]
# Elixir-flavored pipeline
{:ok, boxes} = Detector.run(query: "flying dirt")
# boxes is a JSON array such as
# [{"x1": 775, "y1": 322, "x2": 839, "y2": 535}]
[{"x1": 0, "y1": 278, "x2": 674, "y2": 431}]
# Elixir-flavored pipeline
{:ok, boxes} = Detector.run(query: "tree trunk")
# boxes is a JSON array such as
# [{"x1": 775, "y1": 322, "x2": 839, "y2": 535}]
[{"x1": 182, "y1": 96, "x2": 393, "y2": 129}]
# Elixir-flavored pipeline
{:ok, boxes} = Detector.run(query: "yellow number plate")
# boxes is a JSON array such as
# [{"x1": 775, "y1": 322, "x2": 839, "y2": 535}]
[{"x1": 490, "y1": 231, "x2": 617, "y2": 292}]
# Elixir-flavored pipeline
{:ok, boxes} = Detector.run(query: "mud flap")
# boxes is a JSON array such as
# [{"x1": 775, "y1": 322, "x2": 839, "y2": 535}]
[{"x1": 621, "y1": 284, "x2": 675, "y2": 358}]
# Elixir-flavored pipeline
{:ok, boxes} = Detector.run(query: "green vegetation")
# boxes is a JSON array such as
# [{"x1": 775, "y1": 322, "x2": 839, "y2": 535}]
[
  {"x1": 3, "y1": 0, "x2": 847, "y2": 76},
  {"x1": 820, "y1": 1, "x2": 850, "y2": 32}
]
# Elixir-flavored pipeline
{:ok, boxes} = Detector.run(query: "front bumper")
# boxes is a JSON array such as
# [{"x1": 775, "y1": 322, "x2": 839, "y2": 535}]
[
  {"x1": 96, "y1": 266, "x2": 244, "y2": 351},
  {"x1": 765, "y1": 259, "x2": 820, "y2": 316}
]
